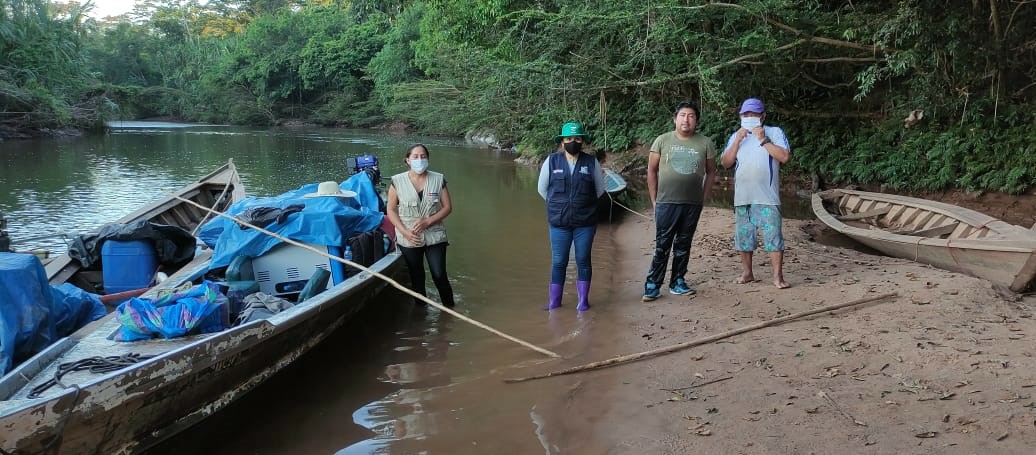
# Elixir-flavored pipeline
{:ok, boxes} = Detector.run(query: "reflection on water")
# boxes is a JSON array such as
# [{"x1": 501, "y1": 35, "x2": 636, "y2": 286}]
[
  {"x1": 343, "y1": 310, "x2": 455, "y2": 452},
  {"x1": 5, "y1": 124, "x2": 626, "y2": 454}
]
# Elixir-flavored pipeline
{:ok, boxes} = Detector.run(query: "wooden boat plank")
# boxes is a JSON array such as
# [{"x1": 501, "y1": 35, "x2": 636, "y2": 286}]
[
  {"x1": 106, "y1": 166, "x2": 241, "y2": 228},
  {"x1": 837, "y1": 206, "x2": 890, "y2": 222},
  {"x1": 910, "y1": 211, "x2": 936, "y2": 231},
  {"x1": 886, "y1": 204, "x2": 908, "y2": 223},
  {"x1": 897, "y1": 206, "x2": 922, "y2": 227},
  {"x1": 841, "y1": 189, "x2": 1007, "y2": 228},
  {"x1": 893, "y1": 222, "x2": 959, "y2": 238},
  {"x1": 167, "y1": 206, "x2": 195, "y2": 228}
]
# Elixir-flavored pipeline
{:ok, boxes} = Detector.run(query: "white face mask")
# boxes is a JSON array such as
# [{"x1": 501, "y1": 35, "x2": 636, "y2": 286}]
[
  {"x1": 740, "y1": 116, "x2": 762, "y2": 129},
  {"x1": 409, "y1": 158, "x2": 429, "y2": 174}
]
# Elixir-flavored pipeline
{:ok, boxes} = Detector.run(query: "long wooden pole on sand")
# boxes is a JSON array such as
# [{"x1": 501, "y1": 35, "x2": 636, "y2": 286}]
[{"x1": 505, "y1": 292, "x2": 898, "y2": 383}]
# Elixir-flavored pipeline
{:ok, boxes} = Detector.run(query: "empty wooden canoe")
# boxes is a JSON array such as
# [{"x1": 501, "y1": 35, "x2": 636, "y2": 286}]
[
  {"x1": 812, "y1": 189, "x2": 1036, "y2": 291},
  {"x1": 603, "y1": 168, "x2": 627, "y2": 194}
]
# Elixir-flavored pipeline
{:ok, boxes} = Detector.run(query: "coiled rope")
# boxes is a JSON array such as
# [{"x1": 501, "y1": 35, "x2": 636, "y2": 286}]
[{"x1": 28, "y1": 353, "x2": 155, "y2": 399}]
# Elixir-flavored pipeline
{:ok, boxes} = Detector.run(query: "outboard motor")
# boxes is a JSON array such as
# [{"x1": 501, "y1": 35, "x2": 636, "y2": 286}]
[
  {"x1": 346, "y1": 154, "x2": 385, "y2": 213},
  {"x1": 0, "y1": 209, "x2": 10, "y2": 252},
  {"x1": 347, "y1": 155, "x2": 381, "y2": 186}
]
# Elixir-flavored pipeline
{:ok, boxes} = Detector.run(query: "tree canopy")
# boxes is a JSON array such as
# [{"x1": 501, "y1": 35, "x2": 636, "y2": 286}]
[{"x1": 4, "y1": 0, "x2": 1035, "y2": 193}]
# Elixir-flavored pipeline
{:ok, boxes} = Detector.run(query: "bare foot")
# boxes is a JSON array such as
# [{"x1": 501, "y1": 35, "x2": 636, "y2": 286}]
[
  {"x1": 736, "y1": 275, "x2": 756, "y2": 284},
  {"x1": 774, "y1": 280, "x2": 791, "y2": 289}
]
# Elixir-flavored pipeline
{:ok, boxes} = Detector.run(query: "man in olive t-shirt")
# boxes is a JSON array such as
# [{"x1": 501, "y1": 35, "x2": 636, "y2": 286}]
[{"x1": 642, "y1": 101, "x2": 718, "y2": 301}]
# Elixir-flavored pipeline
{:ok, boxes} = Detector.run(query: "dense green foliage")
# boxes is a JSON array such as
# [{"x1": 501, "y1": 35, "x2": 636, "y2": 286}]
[
  {"x1": 0, "y1": 0, "x2": 112, "y2": 135},
  {"x1": 4, "y1": 0, "x2": 1036, "y2": 193}
]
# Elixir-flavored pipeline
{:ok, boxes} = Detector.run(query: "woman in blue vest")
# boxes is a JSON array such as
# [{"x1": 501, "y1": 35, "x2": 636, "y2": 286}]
[
  {"x1": 537, "y1": 122, "x2": 606, "y2": 311},
  {"x1": 387, "y1": 144, "x2": 456, "y2": 308}
]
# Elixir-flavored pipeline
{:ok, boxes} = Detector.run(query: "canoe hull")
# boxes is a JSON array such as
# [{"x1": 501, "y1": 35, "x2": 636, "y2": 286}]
[
  {"x1": 812, "y1": 189, "x2": 1036, "y2": 291},
  {"x1": 0, "y1": 251, "x2": 403, "y2": 455}
]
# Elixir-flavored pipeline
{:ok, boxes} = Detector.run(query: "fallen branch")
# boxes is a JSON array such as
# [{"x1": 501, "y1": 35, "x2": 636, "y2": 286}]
[
  {"x1": 660, "y1": 375, "x2": 734, "y2": 392},
  {"x1": 819, "y1": 389, "x2": 867, "y2": 426},
  {"x1": 505, "y1": 293, "x2": 897, "y2": 383}
]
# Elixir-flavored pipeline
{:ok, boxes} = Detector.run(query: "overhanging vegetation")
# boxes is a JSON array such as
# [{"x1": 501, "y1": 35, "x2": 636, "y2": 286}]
[{"x1": 3, "y1": 0, "x2": 1034, "y2": 193}]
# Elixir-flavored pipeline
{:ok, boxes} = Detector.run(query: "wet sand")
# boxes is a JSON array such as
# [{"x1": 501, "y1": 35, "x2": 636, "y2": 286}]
[
  {"x1": 519, "y1": 205, "x2": 1036, "y2": 454},
  {"x1": 145, "y1": 201, "x2": 1036, "y2": 454}
]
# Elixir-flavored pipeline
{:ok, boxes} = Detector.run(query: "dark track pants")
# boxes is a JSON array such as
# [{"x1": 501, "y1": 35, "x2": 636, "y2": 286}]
[
  {"x1": 399, "y1": 242, "x2": 455, "y2": 307},
  {"x1": 645, "y1": 203, "x2": 703, "y2": 287}
]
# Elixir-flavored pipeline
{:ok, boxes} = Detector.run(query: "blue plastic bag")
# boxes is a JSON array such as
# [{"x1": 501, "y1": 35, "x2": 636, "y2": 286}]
[{"x1": 113, "y1": 281, "x2": 229, "y2": 342}]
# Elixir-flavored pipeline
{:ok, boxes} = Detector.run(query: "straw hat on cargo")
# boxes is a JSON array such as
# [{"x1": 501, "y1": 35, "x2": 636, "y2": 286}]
[{"x1": 304, "y1": 181, "x2": 357, "y2": 198}]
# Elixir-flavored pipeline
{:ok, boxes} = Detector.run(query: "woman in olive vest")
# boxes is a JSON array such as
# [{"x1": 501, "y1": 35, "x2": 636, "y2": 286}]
[
  {"x1": 387, "y1": 144, "x2": 456, "y2": 307},
  {"x1": 537, "y1": 122, "x2": 606, "y2": 311}
]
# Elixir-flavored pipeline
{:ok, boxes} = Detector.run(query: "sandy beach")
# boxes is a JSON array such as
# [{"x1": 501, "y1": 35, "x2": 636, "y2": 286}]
[{"x1": 523, "y1": 204, "x2": 1036, "y2": 454}]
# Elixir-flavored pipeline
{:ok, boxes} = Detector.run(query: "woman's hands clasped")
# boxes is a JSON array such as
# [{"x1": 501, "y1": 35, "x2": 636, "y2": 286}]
[
  {"x1": 411, "y1": 218, "x2": 430, "y2": 235},
  {"x1": 404, "y1": 220, "x2": 426, "y2": 247}
]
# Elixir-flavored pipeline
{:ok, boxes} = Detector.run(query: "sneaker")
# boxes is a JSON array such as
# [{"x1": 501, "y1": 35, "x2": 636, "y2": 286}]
[
  {"x1": 642, "y1": 283, "x2": 661, "y2": 302},
  {"x1": 670, "y1": 278, "x2": 696, "y2": 296}
]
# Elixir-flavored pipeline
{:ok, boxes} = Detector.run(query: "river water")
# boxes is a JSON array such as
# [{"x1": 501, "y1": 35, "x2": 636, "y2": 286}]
[
  {"x1": 1, "y1": 123, "x2": 815, "y2": 454},
  {"x1": 0, "y1": 123, "x2": 632, "y2": 453}
]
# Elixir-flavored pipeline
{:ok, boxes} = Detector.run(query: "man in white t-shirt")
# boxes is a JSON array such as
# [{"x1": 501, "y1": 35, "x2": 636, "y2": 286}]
[{"x1": 720, "y1": 98, "x2": 792, "y2": 289}]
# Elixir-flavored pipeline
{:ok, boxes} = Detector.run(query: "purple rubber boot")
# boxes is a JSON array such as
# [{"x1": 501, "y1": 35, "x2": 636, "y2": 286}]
[
  {"x1": 576, "y1": 280, "x2": 591, "y2": 311},
  {"x1": 546, "y1": 283, "x2": 563, "y2": 310}
]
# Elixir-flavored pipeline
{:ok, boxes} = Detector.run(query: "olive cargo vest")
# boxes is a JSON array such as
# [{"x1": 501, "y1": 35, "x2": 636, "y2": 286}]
[{"x1": 391, "y1": 171, "x2": 448, "y2": 247}]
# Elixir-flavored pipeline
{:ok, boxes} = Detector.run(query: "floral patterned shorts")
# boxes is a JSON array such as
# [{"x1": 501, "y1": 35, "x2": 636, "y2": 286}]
[{"x1": 734, "y1": 204, "x2": 785, "y2": 252}]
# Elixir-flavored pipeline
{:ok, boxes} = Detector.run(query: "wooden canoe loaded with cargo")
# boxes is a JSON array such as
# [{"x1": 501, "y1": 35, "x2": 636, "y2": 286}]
[{"x1": 1, "y1": 159, "x2": 403, "y2": 454}]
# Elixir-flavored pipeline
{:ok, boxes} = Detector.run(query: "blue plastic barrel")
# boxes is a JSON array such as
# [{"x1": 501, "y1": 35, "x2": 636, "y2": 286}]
[{"x1": 101, "y1": 239, "x2": 158, "y2": 294}]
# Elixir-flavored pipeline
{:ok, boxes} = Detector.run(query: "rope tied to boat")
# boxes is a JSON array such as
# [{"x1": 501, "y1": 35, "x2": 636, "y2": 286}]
[
  {"x1": 604, "y1": 190, "x2": 653, "y2": 221},
  {"x1": 191, "y1": 164, "x2": 239, "y2": 236},
  {"x1": 27, "y1": 353, "x2": 155, "y2": 399},
  {"x1": 170, "y1": 194, "x2": 561, "y2": 359},
  {"x1": 944, "y1": 238, "x2": 967, "y2": 273}
]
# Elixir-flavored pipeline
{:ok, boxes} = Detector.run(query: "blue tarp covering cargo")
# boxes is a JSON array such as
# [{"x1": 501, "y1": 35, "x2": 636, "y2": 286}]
[
  {"x1": 198, "y1": 173, "x2": 384, "y2": 269},
  {"x1": 0, "y1": 253, "x2": 106, "y2": 374}
]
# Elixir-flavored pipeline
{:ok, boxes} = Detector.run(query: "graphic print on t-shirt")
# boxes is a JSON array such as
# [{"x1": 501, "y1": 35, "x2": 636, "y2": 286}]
[{"x1": 667, "y1": 145, "x2": 701, "y2": 175}]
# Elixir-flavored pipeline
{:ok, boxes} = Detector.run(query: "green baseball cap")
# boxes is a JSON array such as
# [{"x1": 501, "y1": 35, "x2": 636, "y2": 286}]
[{"x1": 553, "y1": 122, "x2": 590, "y2": 143}]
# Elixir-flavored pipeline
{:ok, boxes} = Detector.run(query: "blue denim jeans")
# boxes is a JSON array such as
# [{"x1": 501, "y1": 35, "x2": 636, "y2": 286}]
[{"x1": 549, "y1": 225, "x2": 597, "y2": 284}]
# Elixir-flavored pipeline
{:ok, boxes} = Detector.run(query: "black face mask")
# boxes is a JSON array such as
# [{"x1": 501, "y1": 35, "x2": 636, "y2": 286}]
[{"x1": 564, "y1": 141, "x2": 582, "y2": 155}]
